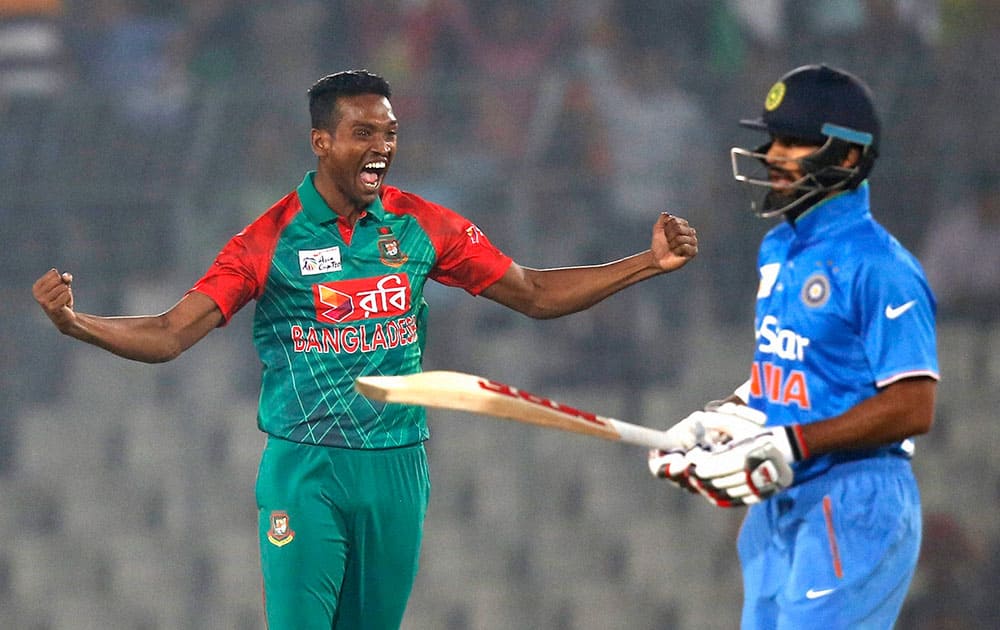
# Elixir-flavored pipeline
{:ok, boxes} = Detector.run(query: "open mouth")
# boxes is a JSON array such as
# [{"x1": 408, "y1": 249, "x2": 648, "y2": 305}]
[{"x1": 360, "y1": 160, "x2": 387, "y2": 190}]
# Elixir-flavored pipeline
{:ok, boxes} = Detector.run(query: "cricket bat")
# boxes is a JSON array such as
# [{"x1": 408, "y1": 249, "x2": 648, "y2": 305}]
[{"x1": 354, "y1": 370, "x2": 680, "y2": 451}]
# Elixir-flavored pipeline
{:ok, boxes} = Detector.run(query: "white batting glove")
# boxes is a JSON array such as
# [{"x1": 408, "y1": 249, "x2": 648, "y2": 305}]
[
  {"x1": 648, "y1": 403, "x2": 777, "y2": 495},
  {"x1": 647, "y1": 409, "x2": 710, "y2": 492},
  {"x1": 647, "y1": 448, "x2": 695, "y2": 489},
  {"x1": 685, "y1": 424, "x2": 808, "y2": 507},
  {"x1": 696, "y1": 402, "x2": 768, "y2": 446}
]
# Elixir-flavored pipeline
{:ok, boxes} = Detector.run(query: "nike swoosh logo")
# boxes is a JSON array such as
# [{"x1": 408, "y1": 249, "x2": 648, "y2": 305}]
[
  {"x1": 884, "y1": 300, "x2": 916, "y2": 319},
  {"x1": 806, "y1": 588, "x2": 835, "y2": 599}
]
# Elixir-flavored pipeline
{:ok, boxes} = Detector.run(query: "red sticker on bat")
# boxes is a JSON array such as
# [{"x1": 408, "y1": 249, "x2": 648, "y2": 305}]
[{"x1": 477, "y1": 379, "x2": 609, "y2": 428}]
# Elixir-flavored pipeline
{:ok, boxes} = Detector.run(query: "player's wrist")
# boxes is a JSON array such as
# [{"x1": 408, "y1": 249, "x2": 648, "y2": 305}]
[
  {"x1": 776, "y1": 424, "x2": 809, "y2": 462},
  {"x1": 57, "y1": 310, "x2": 87, "y2": 338}
]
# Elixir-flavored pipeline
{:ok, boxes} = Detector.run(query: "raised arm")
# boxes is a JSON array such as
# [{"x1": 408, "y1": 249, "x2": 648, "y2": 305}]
[
  {"x1": 481, "y1": 213, "x2": 697, "y2": 318},
  {"x1": 32, "y1": 268, "x2": 223, "y2": 363}
]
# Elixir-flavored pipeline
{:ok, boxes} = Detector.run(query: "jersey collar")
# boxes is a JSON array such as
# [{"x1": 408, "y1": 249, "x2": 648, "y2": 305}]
[
  {"x1": 296, "y1": 171, "x2": 388, "y2": 226},
  {"x1": 789, "y1": 181, "x2": 871, "y2": 242}
]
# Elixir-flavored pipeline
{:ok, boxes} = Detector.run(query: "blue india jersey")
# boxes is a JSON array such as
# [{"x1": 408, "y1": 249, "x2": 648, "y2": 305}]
[{"x1": 746, "y1": 183, "x2": 939, "y2": 482}]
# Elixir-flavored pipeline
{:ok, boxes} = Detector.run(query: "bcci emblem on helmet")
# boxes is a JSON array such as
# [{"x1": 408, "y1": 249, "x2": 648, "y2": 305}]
[
  {"x1": 267, "y1": 510, "x2": 295, "y2": 547},
  {"x1": 764, "y1": 81, "x2": 786, "y2": 111}
]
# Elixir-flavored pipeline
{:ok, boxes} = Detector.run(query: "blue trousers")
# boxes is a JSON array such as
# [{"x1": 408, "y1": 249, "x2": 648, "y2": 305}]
[{"x1": 737, "y1": 456, "x2": 921, "y2": 629}]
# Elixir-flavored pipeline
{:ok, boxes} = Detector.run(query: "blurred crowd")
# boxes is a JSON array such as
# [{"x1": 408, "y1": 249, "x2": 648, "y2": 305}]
[
  {"x1": 1, "y1": 1, "x2": 995, "y2": 324},
  {"x1": 1, "y1": 0, "x2": 999, "y2": 625}
]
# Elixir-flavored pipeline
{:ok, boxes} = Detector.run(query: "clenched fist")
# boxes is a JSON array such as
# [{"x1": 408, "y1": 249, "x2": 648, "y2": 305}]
[
  {"x1": 33, "y1": 268, "x2": 78, "y2": 333},
  {"x1": 652, "y1": 213, "x2": 698, "y2": 272}
]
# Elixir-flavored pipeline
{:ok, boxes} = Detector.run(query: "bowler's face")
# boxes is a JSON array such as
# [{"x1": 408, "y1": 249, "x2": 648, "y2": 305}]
[{"x1": 315, "y1": 93, "x2": 398, "y2": 211}]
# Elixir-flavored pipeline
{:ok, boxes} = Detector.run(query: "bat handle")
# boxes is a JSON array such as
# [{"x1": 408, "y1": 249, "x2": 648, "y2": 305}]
[{"x1": 608, "y1": 419, "x2": 682, "y2": 451}]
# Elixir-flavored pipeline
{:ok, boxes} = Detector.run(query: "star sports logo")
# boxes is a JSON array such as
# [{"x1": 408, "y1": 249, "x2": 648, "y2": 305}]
[{"x1": 313, "y1": 274, "x2": 411, "y2": 323}]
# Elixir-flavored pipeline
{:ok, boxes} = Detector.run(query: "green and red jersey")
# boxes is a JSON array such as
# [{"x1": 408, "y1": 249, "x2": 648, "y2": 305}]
[{"x1": 191, "y1": 172, "x2": 512, "y2": 448}]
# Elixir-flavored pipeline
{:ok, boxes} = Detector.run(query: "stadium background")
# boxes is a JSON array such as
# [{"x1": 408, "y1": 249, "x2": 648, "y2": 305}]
[{"x1": 2, "y1": 1, "x2": 998, "y2": 628}]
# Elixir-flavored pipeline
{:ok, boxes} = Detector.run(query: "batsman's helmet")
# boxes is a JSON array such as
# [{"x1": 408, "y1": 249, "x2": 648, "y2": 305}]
[{"x1": 731, "y1": 64, "x2": 881, "y2": 218}]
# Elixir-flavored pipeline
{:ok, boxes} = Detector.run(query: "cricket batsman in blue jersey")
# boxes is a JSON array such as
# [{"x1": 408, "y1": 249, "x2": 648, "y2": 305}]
[{"x1": 647, "y1": 64, "x2": 939, "y2": 629}]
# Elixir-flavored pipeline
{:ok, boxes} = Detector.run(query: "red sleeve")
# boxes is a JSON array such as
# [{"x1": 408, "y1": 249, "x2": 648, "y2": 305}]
[
  {"x1": 187, "y1": 192, "x2": 301, "y2": 324},
  {"x1": 383, "y1": 187, "x2": 513, "y2": 295}
]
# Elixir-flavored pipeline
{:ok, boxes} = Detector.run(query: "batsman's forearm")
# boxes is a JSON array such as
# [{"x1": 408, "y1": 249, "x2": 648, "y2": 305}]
[
  {"x1": 799, "y1": 377, "x2": 936, "y2": 455},
  {"x1": 66, "y1": 313, "x2": 186, "y2": 363}
]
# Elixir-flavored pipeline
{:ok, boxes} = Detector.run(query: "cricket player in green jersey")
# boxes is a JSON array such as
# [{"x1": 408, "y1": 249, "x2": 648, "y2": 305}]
[{"x1": 33, "y1": 70, "x2": 698, "y2": 629}]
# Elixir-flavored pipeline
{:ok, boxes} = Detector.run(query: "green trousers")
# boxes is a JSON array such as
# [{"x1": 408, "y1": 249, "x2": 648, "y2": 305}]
[{"x1": 256, "y1": 437, "x2": 430, "y2": 629}]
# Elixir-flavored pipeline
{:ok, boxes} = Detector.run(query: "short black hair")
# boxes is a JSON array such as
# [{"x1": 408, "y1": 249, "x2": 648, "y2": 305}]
[{"x1": 307, "y1": 70, "x2": 392, "y2": 130}]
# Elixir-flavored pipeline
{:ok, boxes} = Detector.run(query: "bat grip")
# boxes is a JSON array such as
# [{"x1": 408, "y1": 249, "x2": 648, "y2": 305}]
[{"x1": 609, "y1": 419, "x2": 682, "y2": 450}]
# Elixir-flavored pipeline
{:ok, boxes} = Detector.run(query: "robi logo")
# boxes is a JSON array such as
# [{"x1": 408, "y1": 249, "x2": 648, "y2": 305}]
[
  {"x1": 315, "y1": 285, "x2": 354, "y2": 322},
  {"x1": 313, "y1": 274, "x2": 411, "y2": 323}
]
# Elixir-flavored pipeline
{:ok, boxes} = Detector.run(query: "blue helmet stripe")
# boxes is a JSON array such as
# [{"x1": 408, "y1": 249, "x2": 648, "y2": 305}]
[{"x1": 822, "y1": 123, "x2": 873, "y2": 147}]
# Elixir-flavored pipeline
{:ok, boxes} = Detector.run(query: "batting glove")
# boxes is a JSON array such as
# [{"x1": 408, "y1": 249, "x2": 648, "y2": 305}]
[
  {"x1": 685, "y1": 424, "x2": 808, "y2": 507},
  {"x1": 693, "y1": 402, "x2": 768, "y2": 447},
  {"x1": 647, "y1": 448, "x2": 701, "y2": 494},
  {"x1": 648, "y1": 403, "x2": 780, "y2": 494},
  {"x1": 647, "y1": 408, "x2": 712, "y2": 491}
]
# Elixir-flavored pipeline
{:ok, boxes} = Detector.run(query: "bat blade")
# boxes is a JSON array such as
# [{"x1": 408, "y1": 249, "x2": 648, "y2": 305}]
[{"x1": 355, "y1": 370, "x2": 679, "y2": 451}]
